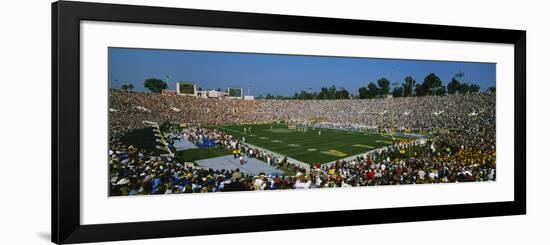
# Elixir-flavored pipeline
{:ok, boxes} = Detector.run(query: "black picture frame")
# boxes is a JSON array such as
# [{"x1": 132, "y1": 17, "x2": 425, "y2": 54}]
[{"x1": 52, "y1": 1, "x2": 526, "y2": 244}]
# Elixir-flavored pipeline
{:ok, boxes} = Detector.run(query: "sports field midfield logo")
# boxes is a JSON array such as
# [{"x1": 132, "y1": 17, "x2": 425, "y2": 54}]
[{"x1": 321, "y1": 149, "x2": 347, "y2": 157}]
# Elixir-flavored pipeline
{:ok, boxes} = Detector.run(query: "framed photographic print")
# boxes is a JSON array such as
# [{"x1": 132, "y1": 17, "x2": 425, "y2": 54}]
[{"x1": 52, "y1": 1, "x2": 526, "y2": 244}]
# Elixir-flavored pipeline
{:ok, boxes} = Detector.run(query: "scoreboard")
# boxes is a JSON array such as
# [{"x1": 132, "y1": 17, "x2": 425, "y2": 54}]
[
  {"x1": 227, "y1": 87, "x2": 243, "y2": 98},
  {"x1": 176, "y1": 82, "x2": 196, "y2": 96}
]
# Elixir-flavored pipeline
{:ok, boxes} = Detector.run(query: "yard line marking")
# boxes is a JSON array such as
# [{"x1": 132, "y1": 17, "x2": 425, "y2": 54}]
[
  {"x1": 352, "y1": 144, "x2": 375, "y2": 148},
  {"x1": 321, "y1": 149, "x2": 347, "y2": 157}
]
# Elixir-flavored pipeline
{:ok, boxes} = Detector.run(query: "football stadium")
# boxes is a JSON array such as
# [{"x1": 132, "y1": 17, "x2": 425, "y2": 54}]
[
  {"x1": 108, "y1": 48, "x2": 496, "y2": 196},
  {"x1": 109, "y1": 85, "x2": 496, "y2": 196}
]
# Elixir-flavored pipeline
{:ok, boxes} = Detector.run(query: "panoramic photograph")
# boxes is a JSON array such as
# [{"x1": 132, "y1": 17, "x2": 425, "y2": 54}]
[{"x1": 108, "y1": 47, "x2": 496, "y2": 196}]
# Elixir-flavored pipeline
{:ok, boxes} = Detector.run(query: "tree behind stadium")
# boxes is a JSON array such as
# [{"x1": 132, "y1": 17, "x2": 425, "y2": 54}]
[
  {"x1": 402, "y1": 76, "x2": 416, "y2": 97},
  {"x1": 144, "y1": 78, "x2": 168, "y2": 93},
  {"x1": 377, "y1": 77, "x2": 391, "y2": 96},
  {"x1": 416, "y1": 73, "x2": 446, "y2": 96},
  {"x1": 366, "y1": 82, "x2": 379, "y2": 98}
]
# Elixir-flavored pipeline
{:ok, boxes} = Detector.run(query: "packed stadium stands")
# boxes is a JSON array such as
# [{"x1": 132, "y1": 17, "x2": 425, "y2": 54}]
[{"x1": 108, "y1": 90, "x2": 496, "y2": 195}]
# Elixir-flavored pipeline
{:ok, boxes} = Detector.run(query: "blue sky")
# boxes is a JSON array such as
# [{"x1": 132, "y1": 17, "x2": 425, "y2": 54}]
[{"x1": 108, "y1": 47, "x2": 496, "y2": 96}]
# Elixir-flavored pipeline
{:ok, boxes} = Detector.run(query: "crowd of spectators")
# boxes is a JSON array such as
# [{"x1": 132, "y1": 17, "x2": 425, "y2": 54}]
[
  {"x1": 109, "y1": 90, "x2": 496, "y2": 195},
  {"x1": 109, "y1": 90, "x2": 495, "y2": 132}
]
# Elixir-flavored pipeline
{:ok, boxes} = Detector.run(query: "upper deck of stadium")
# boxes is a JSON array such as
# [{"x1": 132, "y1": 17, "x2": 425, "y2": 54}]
[{"x1": 109, "y1": 90, "x2": 495, "y2": 134}]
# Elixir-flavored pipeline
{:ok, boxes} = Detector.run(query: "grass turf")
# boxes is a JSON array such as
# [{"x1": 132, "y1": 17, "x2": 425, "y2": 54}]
[{"x1": 211, "y1": 123, "x2": 410, "y2": 164}]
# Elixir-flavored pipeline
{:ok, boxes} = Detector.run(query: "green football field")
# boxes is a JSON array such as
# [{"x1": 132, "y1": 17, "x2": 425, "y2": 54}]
[{"x1": 211, "y1": 123, "x2": 411, "y2": 164}]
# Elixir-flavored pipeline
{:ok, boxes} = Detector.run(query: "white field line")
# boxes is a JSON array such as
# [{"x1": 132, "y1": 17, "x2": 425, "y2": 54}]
[
  {"x1": 319, "y1": 137, "x2": 427, "y2": 167},
  {"x1": 240, "y1": 142, "x2": 311, "y2": 174}
]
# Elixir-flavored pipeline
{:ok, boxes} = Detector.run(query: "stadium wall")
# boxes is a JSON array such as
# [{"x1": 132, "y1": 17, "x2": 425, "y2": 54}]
[{"x1": 240, "y1": 141, "x2": 311, "y2": 173}]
